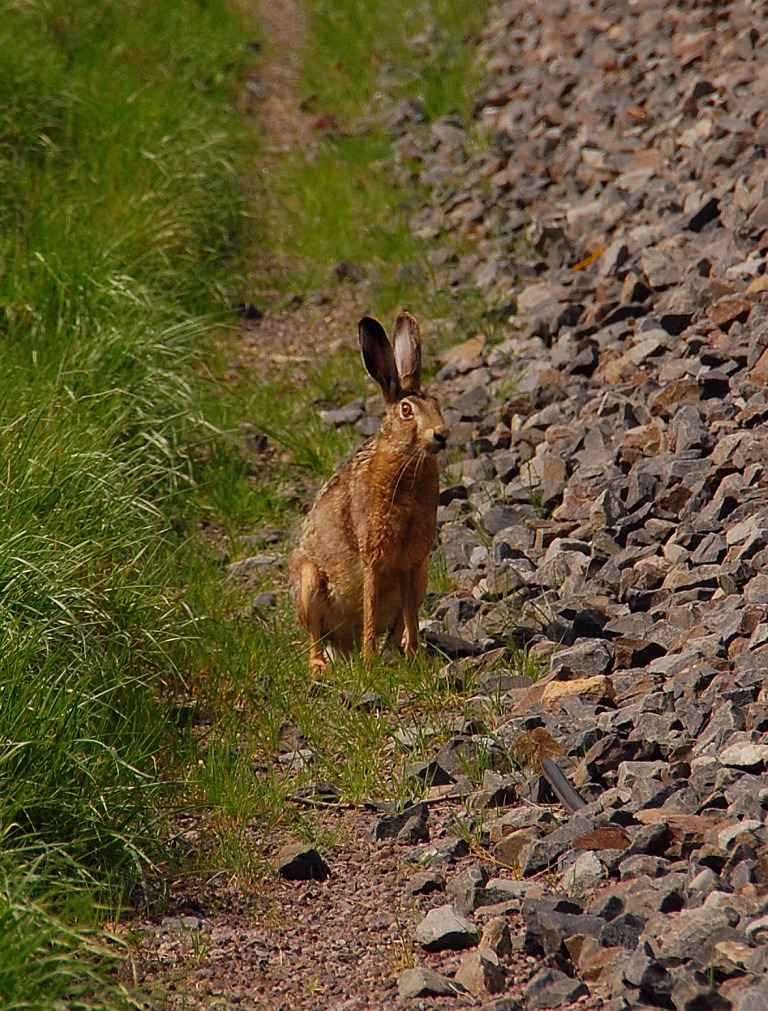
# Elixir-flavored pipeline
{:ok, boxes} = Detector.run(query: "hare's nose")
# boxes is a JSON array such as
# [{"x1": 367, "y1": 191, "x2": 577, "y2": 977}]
[{"x1": 432, "y1": 428, "x2": 448, "y2": 450}]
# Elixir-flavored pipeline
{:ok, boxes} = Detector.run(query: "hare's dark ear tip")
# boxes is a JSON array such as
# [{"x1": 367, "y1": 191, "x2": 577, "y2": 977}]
[{"x1": 358, "y1": 315, "x2": 383, "y2": 343}]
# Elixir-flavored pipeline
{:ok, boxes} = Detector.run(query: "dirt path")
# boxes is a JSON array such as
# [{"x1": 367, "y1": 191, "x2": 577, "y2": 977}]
[
  {"x1": 252, "y1": 0, "x2": 314, "y2": 156},
  {"x1": 129, "y1": 6, "x2": 450, "y2": 1009},
  {"x1": 132, "y1": 805, "x2": 512, "y2": 1011},
  {"x1": 224, "y1": 0, "x2": 367, "y2": 389}
]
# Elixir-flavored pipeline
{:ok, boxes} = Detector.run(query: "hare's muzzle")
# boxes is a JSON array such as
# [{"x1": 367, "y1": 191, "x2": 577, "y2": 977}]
[{"x1": 428, "y1": 425, "x2": 449, "y2": 453}]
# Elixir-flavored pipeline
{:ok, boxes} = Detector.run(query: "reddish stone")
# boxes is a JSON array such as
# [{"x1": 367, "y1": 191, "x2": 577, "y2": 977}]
[{"x1": 706, "y1": 294, "x2": 753, "y2": 330}]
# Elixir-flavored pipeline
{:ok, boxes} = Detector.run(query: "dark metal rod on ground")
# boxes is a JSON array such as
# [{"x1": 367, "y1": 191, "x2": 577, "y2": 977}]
[{"x1": 541, "y1": 757, "x2": 588, "y2": 813}]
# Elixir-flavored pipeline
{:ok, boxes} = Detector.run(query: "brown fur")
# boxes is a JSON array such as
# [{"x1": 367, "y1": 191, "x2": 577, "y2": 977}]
[{"x1": 289, "y1": 311, "x2": 449, "y2": 671}]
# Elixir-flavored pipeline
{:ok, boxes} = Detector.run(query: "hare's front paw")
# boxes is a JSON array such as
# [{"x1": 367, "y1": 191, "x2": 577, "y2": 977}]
[
  {"x1": 401, "y1": 629, "x2": 419, "y2": 657},
  {"x1": 308, "y1": 645, "x2": 328, "y2": 674}
]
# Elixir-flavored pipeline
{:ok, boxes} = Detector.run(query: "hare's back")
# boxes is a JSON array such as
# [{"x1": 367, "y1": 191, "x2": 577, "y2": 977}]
[{"x1": 294, "y1": 446, "x2": 372, "y2": 565}]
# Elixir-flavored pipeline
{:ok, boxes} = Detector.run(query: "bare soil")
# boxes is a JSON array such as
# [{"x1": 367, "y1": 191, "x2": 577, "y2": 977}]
[{"x1": 131, "y1": 803, "x2": 569, "y2": 1011}]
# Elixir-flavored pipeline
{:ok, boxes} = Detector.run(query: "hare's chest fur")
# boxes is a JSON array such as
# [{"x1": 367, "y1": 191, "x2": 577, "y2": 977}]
[{"x1": 354, "y1": 450, "x2": 438, "y2": 565}]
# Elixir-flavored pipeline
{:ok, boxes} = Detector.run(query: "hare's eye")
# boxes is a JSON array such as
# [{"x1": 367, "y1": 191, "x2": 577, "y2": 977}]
[{"x1": 400, "y1": 400, "x2": 414, "y2": 419}]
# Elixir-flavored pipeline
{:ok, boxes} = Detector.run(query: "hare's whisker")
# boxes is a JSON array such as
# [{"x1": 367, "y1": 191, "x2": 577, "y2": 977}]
[
  {"x1": 410, "y1": 451, "x2": 426, "y2": 493},
  {"x1": 390, "y1": 455, "x2": 414, "y2": 507}
]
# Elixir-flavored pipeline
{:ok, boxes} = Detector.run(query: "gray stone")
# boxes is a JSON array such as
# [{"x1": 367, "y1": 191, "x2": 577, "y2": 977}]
[
  {"x1": 621, "y1": 876, "x2": 687, "y2": 918},
  {"x1": 227, "y1": 553, "x2": 280, "y2": 576},
  {"x1": 590, "y1": 487, "x2": 623, "y2": 529},
  {"x1": 670, "y1": 967, "x2": 729, "y2": 1011},
  {"x1": 481, "y1": 504, "x2": 528, "y2": 536},
  {"x1": 454, "y1": 883, "x2": 524, "y2": 916},
  {"x1": 447, "y1": 862, "x2": 489, "y2": 895},
  {"x1": 492, "y1": 828, "x2": 540, "y2": 866},
  {"x1": 518, "y1": 815, "x2": 602, "y2": 876},
  {"x1": 719, "y1": 742, "x2": 768, "y2": 771},
  {"x1": 455, "y1": 947, "x2": 506, "y2": 996},
  {"x1": 550, "y1": 637, "x2": 614, "y2": 678},
  {"x1": 415, "y1": 904, "x2": 480, "y2": 951},
  {"x1": 404, "y1": 758, "x2": 456, "y2": 787},
  {"x1": 724, "y1": 974, "x2": 768, "y2": 1011},
  {"x1": 687, "y1": 867, "x2": 731, "y2": 905},
  {"x1": 562, "y1": 850, "x2": 605, "y2": 892},
  {"x1": 251, "y1": 590, "x2": 277, "y2": 616},
  {"x1": 622, "y1": 942, "x2": 674, "y2": 1002},
  {"x1": 478, "y1": 999, "x2": 522, "y2": 1011},
  {"x1": 421, "y1": 835, "x2": 470, "y2": 863},
  {"x1": 480, "y1": 916, "x2": 513, "y2": 958},
  {"x1": 620, "y1": 854, "x2": 673, "y2": 881},
  {"x1": 523, "y1": 967, "x2": 590, "y2": 1009},
  {"x1": 319, "y1": 399, "x2": 365, "y2": 427},
  {"x1": 624, "y1": 823, "x2": 671, "y2": 859},
  {"x1": 397, "y1": 967, "x2": 465, "y2": 999},
  {"x1": 522, "y1": 896, "x2": 603, "y2": 958},
  {"x1": 654, "y1": 907, "x2": 740, "y2": 966},
  {"x1": 371, "y1": 802, "x2": 429, "y2": 843},
  {"x1": 599, "y1": 911, "x2": 646, "y2": 950},
  {"x1": 616, "y1": 761, "x2": 668, "y2": 789},
  {"x1": 274, "y1": 844, "x2": 330, "y2": 881},
  {"x1": 409, "y1": 870, "x2": 446, "y2": 895}
]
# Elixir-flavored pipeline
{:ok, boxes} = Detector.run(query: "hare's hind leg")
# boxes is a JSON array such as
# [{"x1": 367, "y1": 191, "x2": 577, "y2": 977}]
[
  {"x1": 296, "y1": 560, "x2": 329, "y2": 672},
  {"x1": 387, "y1": 612, "x2": 405, "y2": 653},
  {"x1": 401, "y1": 558, "x2": 429, "y2": 656}
]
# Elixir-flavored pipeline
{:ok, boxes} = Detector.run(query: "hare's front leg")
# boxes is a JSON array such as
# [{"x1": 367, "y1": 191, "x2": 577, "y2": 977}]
[
  {"x1": 361, "y1": 562, "x2": 379, "y2": 665},
  {"x1": 401, "y1": 558, "x2": 429, "y2": 656},
  {"x1": 296, "y1": 560, "x2": 328, "y2": 672}
]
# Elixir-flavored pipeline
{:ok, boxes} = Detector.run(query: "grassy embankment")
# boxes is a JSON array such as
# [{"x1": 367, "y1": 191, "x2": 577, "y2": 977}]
[{"x1": 1, "y1": 0, "x2": 491, "y2": 1003}]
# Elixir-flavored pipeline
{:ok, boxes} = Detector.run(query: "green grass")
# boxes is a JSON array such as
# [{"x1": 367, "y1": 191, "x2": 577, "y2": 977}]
[
  {"x1": 0, "y1": 852, "x2": 139, "y2": 1011},
  {"x1": 302, "y1": 0, "x2": 485, "y2": 123},
  {"x1": 179, "y1": 610, "x2": 488, "y2": 868},
  {"x1": 0, "y1": 0, "x2": 262, "y2": 1001},
  {"x1": 265, "y1": 133, "x2": 426, "y2": 298}
]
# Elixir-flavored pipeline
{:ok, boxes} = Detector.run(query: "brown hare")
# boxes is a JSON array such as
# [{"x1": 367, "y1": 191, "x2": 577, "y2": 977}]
[{"x1": 290, "y1": 310, "x2": 449, "y2": 671}]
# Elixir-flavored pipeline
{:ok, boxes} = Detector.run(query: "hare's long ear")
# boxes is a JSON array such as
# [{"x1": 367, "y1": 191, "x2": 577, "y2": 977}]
[
  {"x1": 359, "y1": 315, "x2": 400, "y2": 403},
  {"x1": 392, "y1": 310, "x2": 422, "y2": 392}
]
